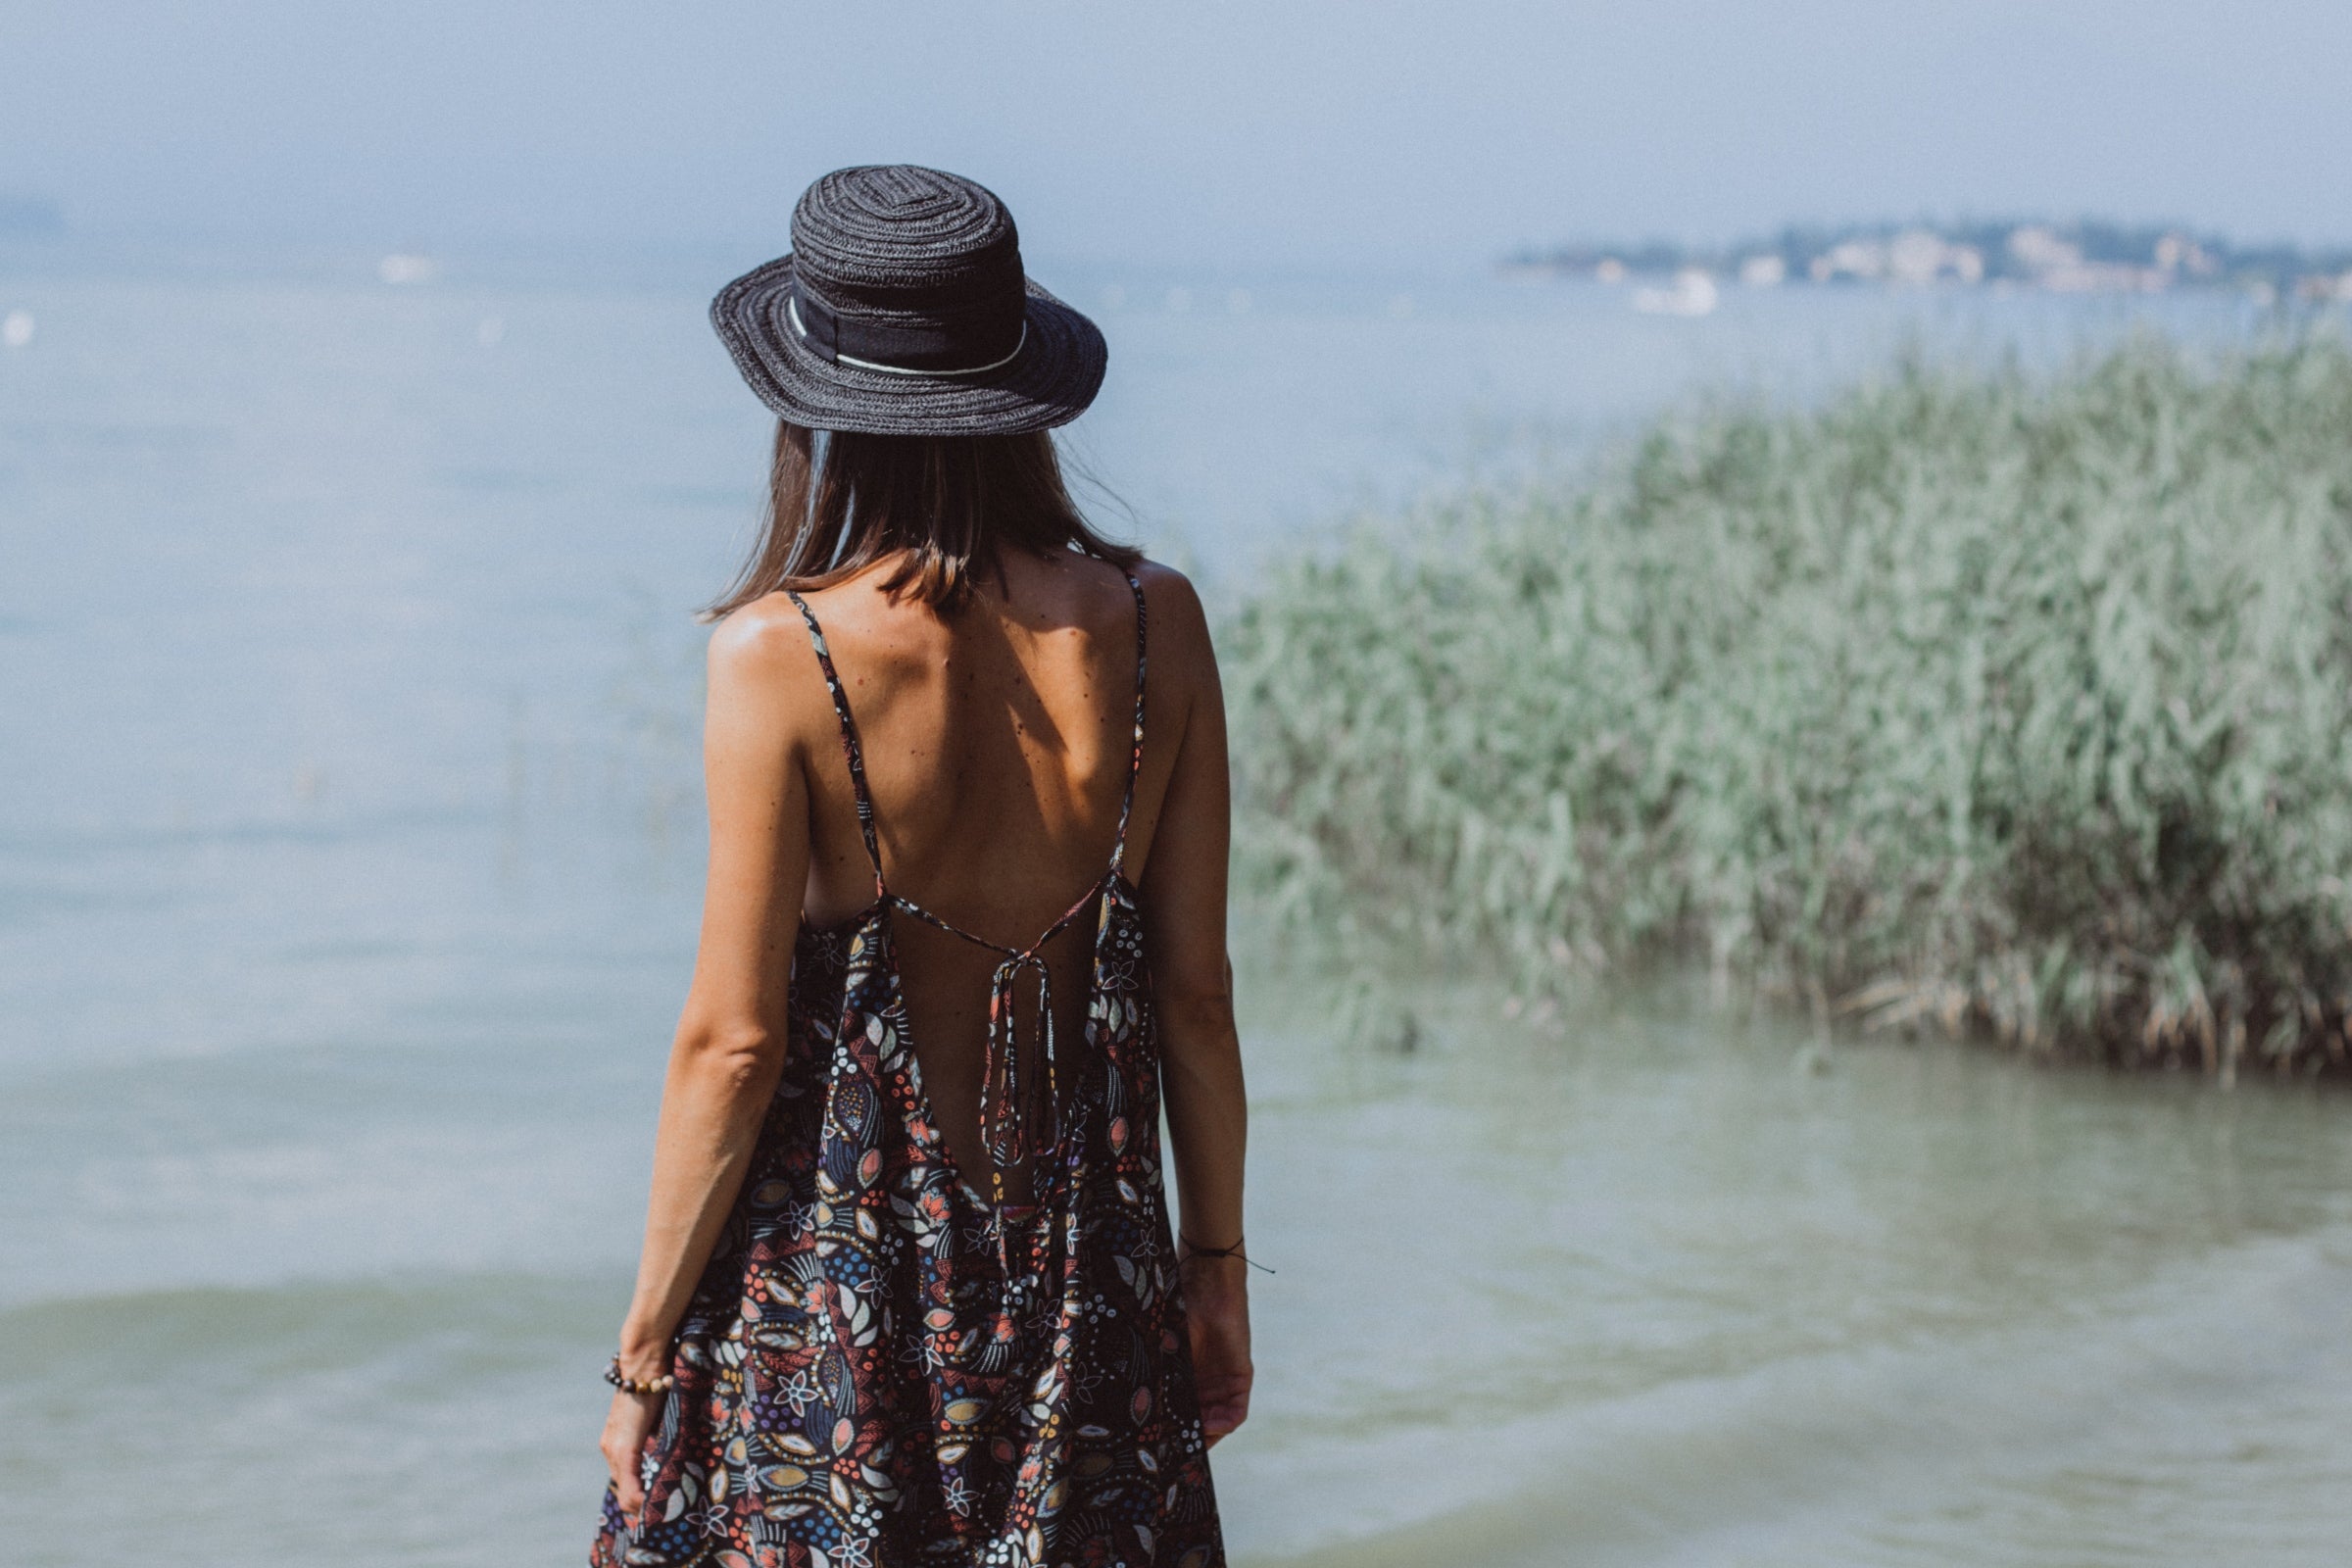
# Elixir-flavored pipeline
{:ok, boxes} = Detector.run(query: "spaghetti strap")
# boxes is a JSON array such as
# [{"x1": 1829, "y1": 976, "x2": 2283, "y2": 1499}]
[
  {"x1": 1109, "y1": 568, "x2": 1148, "y2": 873},
  {"x1": 778, "y1": 570, "x2": 1153, "y2": 1242},
  {"x1": 787, "y1": 570, "x2": 1145, "y2": 905},
  {"x1": 784, "y1": 590, "x2": 886, "y2": 900}
]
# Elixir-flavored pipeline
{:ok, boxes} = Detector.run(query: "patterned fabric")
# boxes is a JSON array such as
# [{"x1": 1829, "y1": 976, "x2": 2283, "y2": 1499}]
[{"x1": 594, "y1": 568, "x2": 1225, "y2": 1568}]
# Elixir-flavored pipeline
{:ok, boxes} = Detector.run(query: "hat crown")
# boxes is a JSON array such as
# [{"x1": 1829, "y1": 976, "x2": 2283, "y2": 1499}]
[
  {"x1": 790, "y1": 166, "x2": 1025, "y2": 316},
  {"x1": 708, "y1": 163, "x2": 1105, "y2": 435}
]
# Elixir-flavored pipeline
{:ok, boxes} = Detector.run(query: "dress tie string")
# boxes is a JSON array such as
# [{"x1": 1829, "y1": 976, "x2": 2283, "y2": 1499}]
[
  {"x1": 980, "y1": 946, "x2": 1063, "y2": 1278},
  {"x1": 780, "y1": 569, "x2": 1149, "y2": 1312}
]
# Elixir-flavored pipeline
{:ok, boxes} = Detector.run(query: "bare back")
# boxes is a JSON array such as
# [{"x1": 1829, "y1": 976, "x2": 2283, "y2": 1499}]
[{"x1": 753, "y1": 546, "x2": 1207, "y2": 1203}]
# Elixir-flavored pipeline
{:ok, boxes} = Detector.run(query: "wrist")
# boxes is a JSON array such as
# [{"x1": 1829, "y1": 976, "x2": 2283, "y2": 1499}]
[
  {"x1": 1177, "y1": 1229, "x2": 1270, "y2": 1295},
  {"x1": 1177, "y1": 1253, "x2": 1250, "y2": 1316},
  {"x1": 615, "y1": 1322, "x2": 675, "y2": 1379},
  {"x1": 1177, "y1": 1248, "x2": 1249, "y2": 1270},
  {"x1": 1178, "y1": 1251, "x2": 1250, "y2": 1291},
  {"x1": 1176, "y1": 1230, "x2": 1251, "y2": 1265},
  {"x1": 604, "y1": 1351, "x2": 676, "y2": 1396}
]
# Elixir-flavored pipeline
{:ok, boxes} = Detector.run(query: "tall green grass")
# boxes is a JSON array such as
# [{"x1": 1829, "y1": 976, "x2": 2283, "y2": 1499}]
[{"x1": 1227, "y1": 333, "x2": 2352, "y2": 1078}]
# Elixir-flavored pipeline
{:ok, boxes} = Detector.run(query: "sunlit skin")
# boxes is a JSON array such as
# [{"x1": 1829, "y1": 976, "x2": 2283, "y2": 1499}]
[{"x1": 599, "y1": 544, "x2": 1251, "y2": 1523}]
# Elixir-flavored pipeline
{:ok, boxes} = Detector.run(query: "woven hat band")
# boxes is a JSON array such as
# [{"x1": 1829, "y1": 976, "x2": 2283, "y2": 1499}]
[{"x1": 787, "y1": 280, "x2": 1029, "y2": 376}]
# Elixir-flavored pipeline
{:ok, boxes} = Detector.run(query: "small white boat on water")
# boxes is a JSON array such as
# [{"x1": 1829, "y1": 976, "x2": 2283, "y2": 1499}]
[
  {"x1": 378, "y1": 253, "x2": 439, "y2": 286},
  {"x1": 1633, "y1": 268, "x2": 1719, "y2": 317}
]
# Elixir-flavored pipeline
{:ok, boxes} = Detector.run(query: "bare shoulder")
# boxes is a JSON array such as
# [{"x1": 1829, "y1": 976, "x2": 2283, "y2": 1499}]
[
  {"x1": 1132, "y1": 559, "x2": 1218, "y2": 687},
  {"x1": 708, "y1": 592, "x2": 818, "y2": 681},
  {"x1": 702, "y1": 592, "x2": 833, "y2": 753},
  {"x1": 759, "y1": 570, "x2": 948, "y2": 675}
]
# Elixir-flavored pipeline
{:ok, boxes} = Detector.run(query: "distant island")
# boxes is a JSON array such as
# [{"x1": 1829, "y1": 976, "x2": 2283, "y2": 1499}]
[{"x1": 1505, "y1": 220, "x2": 2352, "y2": 306}]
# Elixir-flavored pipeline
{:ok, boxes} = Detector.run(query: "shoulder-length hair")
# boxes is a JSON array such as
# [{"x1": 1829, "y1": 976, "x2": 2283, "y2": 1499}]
[{"x1": 700, "y1": 420, "x2": 1140, "y2": 619}]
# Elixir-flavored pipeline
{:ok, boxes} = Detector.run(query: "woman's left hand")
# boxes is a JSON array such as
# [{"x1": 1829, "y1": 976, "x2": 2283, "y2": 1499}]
[
  {"x1": 600, "y1": 1389, "x2": 664, "y2": 1524},
  {"x1": 1180, "y1": 1254, "x2": 1253, "y2": 1446}
]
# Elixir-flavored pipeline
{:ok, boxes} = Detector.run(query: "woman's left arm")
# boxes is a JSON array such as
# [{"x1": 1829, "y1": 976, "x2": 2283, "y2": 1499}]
[{"x1": 601, "y1": 606, "x2": 816, "y2": 1524}]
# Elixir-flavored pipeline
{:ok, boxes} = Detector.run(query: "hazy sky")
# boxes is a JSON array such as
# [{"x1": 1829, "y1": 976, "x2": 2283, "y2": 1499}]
[{"x1": 6, "y1": 0, "x2": 2349, "y2": 270}]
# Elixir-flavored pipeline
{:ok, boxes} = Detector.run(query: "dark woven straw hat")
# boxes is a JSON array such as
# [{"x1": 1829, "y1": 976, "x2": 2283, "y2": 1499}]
[{"x1": 710, "y1": 165, "x2": 1105, "y2": 436}]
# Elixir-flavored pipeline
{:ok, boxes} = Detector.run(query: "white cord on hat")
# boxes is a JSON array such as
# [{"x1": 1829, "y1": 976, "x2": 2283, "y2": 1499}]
[{"x1": 789, "y1": 296, "x2": 1029, "y2": 378}]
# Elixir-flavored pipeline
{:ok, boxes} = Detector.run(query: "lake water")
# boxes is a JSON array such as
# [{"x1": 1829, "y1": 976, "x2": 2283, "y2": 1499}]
[{"x1": 3, "y1": 244, "x2": 2348, "y2": 1566}]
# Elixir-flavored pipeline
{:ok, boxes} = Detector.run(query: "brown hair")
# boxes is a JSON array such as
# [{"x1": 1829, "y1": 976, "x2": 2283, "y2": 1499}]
[{"x1": 699, "y1": 420, "x2": 1140, "y2": 620}]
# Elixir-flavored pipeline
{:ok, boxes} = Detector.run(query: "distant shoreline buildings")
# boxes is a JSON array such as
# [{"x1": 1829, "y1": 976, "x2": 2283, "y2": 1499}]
[{"x1": 1505, "y1": 221, "x2": 2352, "y2": 309}]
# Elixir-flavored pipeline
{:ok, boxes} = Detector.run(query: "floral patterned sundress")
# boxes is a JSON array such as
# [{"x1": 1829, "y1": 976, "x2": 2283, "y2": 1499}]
[{"x1": 593, "y1": 569, "x2": 1227, "y2": 1568}]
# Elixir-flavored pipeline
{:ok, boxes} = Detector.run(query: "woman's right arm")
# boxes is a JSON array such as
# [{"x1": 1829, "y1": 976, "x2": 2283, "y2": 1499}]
[
  {"x1": 601, "y1": 604, "x2": 817, "y2": 1522},
  {"x1": 1137, "y1": 565, "x2": 1253, "y2": 1446}
]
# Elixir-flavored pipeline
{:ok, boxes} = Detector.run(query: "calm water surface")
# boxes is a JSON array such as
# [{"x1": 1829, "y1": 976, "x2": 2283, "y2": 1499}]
[{"x1": 2, "y1": 247, "x2": 2344, "y2": 1565}]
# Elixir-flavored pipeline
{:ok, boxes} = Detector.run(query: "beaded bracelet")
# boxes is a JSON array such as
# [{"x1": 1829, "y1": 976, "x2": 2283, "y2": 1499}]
[
  {"x1": 604, "y1": 1353, "x2": 676, "y2": 1396},
  {"x1": 1177, "y1": 1234, "x2": 1276, "y2": 1274}
]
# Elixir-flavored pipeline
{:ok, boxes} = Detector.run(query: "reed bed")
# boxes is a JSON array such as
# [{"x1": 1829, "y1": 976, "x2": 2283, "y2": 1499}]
[{"x1": 1226, "y1": 333, "x2": 2352, "y2": 1077}]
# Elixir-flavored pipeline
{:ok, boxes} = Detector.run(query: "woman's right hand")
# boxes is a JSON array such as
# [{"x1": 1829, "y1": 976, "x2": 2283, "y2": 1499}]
[
  {"x1": 1181, "y1": 1255, "x2": 1253, "y2": 1445},
  {"x1": 600, "y1": 1388, "x2": 664, "y2": 1526}
]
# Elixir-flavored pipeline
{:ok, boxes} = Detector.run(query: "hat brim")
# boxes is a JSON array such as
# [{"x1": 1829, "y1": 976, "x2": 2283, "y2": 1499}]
[{"x1": 710, "y1": 255, "x2": 1106, "y2": 436}]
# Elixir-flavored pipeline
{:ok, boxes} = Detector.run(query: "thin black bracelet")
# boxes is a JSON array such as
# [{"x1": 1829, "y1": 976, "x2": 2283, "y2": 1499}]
[{"x1": 1178, "y1": 1234, "x2": 1275, "y2": 1274}]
